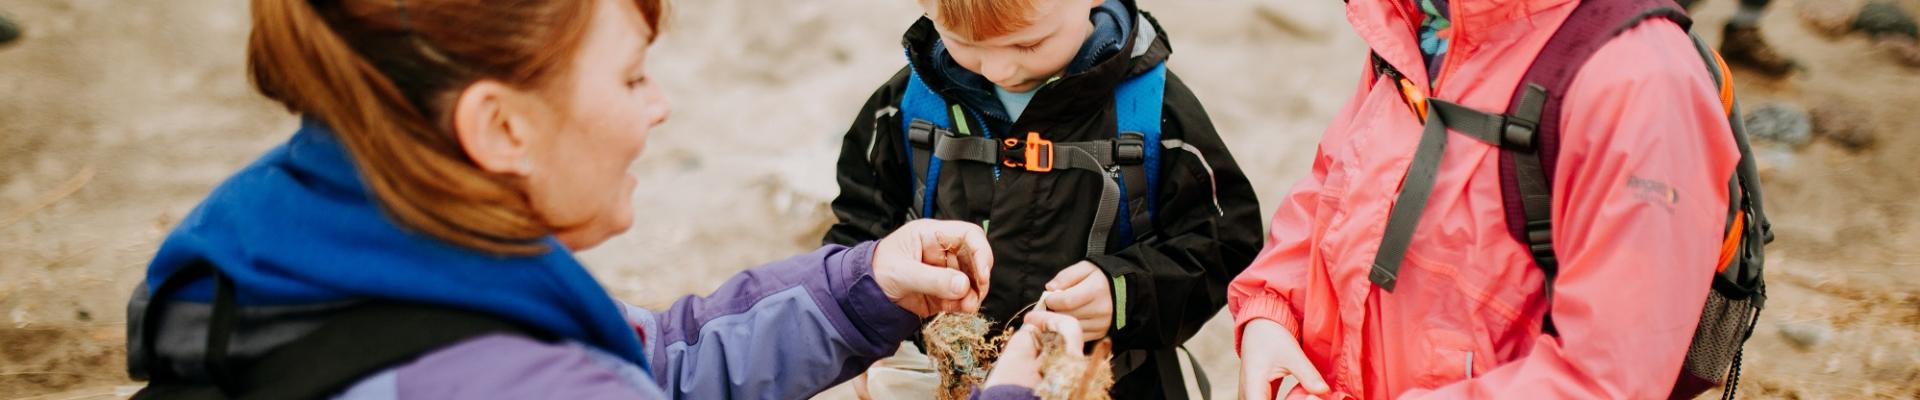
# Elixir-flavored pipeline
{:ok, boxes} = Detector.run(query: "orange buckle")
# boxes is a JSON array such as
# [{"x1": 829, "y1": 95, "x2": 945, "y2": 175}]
[
  {"x1": 1002, "y1": 138, "x2": 1023, "y2": 169},
  {"x1": 1022, "y1": 132, "x2": 1053, "y2": 172},
  {"x1": 1397, "y1": 77, "x2": 1429, "y2": 122}
]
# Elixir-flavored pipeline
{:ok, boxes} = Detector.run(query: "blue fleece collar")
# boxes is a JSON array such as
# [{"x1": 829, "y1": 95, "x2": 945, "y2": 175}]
[{"x1": 143, "y1": 118, "x2": 650, "y2": 372}]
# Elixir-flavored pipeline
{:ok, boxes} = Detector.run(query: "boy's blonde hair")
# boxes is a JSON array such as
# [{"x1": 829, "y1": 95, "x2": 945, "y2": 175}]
[{"x1": 922, "y1": 0, "x2": 1040, "y2": 42}]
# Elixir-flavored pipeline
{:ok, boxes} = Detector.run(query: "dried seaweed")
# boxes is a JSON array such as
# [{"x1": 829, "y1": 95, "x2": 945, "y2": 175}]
[{"x1": 921, "y1": 310, "x2": 1115, "y2": 400}]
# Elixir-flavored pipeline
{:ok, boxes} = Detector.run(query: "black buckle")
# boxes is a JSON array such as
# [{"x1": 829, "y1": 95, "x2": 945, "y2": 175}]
[
  {"x1": 907, "y1": 119, "x2": 939, "y2": 150},
  {"x1": 1503, "y1": 117, "x2": 1537, "y2": 149},
  {"x1": 1115, "y1": 133, "x2": 1147, "y2": 166}
]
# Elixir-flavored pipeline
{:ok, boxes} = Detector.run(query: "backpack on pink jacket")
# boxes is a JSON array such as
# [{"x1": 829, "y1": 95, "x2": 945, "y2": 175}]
[{"x1": 1365, "y1": 0, "x2": 1773, "y2": 398}]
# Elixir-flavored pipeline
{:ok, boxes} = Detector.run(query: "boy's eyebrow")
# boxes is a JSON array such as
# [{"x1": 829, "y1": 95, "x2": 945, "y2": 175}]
[{"x1": 986, "y1": 16, "x2": 1060, "y2": 46}]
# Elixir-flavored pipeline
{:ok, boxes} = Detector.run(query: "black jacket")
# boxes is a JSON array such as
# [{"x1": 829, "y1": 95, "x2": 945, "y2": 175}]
[{"x1": 822, "y1": 6, "x2": 1262, "y2": 399}]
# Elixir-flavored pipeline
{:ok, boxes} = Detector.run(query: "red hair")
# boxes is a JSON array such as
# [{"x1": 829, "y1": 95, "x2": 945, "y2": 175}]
[
  {"x1": 925, "y1": 0, "x2": 1041, "y2": 41},
  {"x1": 247, "y1": 0, "x2": 666, "y2": 254}
]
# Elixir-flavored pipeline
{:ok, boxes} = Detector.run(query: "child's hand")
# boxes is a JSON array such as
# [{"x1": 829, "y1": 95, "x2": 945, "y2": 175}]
[
  {"x1": 872, "y1": 219, "x2": 993, "y2": 317},
  {"x1": 984, "y1": 310, "x2": 1083, "y2": 389},
  {"x1": 1238, "y1": 318, "x2": 1330, "y2": 400},
  {"x1": 1042, "y1": 261, "x2": 1113, "y2": 340}
]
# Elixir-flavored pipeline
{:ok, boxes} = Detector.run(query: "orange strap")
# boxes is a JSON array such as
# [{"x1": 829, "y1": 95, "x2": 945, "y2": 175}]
[
  {"x1": 1709, "y1": 49, "x2": 1736, "y2": 116},
  {"x1": 1716, "y1": 212, "x2": 1746, "y2": 272}
]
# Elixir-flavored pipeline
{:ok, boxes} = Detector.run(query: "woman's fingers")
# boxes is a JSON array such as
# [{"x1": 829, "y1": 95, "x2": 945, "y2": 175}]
[
  {"x1": 915, "y1": 220, "x2": 993, "y2": 300},
  {"x1": 945, "y1": 222, "x2": 993, "y2": 299},
  {"x1": 888, "y1": 259, "x2": 969, "y2": 301}
]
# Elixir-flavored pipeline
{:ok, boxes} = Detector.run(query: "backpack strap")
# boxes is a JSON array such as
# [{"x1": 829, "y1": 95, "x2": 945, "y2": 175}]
[
  {"x1": 1500, "y1": 0, "x2": 1691, "y2": 330},
  {"x1": 135, "y1": 264, "x2": 545, "y2": 400},
  {"x1": 137, "y1": 301, "x2": 542, "y2": 400},
  {"x1": 1363, "y1": 0, "x2": 1691, "y2": 294},
  {"x1": 1113, "y1": 62, "x2": 1169, "y2": 246},
  {"x1": 234, "y1": 303, "x2": 542, "y2": 400},
  {"x1": 900, "y1": 68, "x2": 955, "y2": 218}
]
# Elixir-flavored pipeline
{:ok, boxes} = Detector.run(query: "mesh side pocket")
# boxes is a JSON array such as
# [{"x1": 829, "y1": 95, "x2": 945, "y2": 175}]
[{"x1": 1681, "y1": 288, "x2": 1761, "y2": 384}]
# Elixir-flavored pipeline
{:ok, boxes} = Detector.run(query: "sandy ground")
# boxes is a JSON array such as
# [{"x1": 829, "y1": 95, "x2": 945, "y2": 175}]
[{"x1": 0, "y1": 0, "x2": 1914, "y2": 399}]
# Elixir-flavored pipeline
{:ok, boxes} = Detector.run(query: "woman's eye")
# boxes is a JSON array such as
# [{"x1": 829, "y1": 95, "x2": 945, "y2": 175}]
[
  {"x1": 1015, "y1": 43, "x2": 1041, "y2": 53},
  {"x1": 626, "y1": 74, "x2": 647, "y2": 89}
]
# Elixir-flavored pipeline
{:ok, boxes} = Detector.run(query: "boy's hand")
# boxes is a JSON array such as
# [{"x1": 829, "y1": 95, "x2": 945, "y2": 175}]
[
  {"x1": 1238, "y1": 318, "x2": 1330, "y2": 400},
  {"x1": 1042, "y1": 261, "x2": 1113, "y2": 340},
  {"x1": 872, "y1": 219, "x2": 993, "y2": 317}
]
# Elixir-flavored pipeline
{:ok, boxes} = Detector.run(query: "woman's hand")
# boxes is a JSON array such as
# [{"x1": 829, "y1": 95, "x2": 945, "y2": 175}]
[
  {"x1": 872, "y1": 219, "x2": 993, "y2": 317},
  {"x1": 984, "y1": 310, "x2": 1083, "y2": 389},
  {"x1": 1238, "y1": 318, "x2": 1329, "y2": 400}
]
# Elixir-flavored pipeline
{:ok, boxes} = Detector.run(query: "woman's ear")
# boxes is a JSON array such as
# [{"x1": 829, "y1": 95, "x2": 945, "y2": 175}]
[{"x1": 451, "y1": 80, "x2": 534, "y2": 176}]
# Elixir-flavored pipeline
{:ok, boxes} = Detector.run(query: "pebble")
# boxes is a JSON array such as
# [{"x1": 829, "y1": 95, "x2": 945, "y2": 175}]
[
  {"x1": 1856, "y1": 1, "x2": 1920, "y2": 40},
  {"x1": 1798, "y1": 0, "x2": 1862, "y2": 38},
  {"x1": 1744, "y1": 102, "x2": 1815, "y2": 148},
  {"x1": 1777, "y1": 321, "x2": 1834, "y2": 350},
  {"x1": 1809, "y1": 99, "x2": 1879, "y2": 151},
  {"x1": 0, "y1": 13, "x2": 19, "y2": 45},
  {"x1": 1874, "y1": 36, "x2": 1920, "y2": 68}
]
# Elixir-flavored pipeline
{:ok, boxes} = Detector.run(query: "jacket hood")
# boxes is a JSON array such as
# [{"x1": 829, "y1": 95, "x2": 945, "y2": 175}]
[
  {"x1": 1352, "y1": 0, "x2": 1579, "y2": 90},
  {"x1": 139, "y1": 118, "x2": 650, "y2": 370}
]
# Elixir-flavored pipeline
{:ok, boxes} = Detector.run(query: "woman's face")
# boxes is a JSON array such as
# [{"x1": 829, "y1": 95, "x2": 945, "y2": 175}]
[{"x1": 518, "y1": 0, "x2": 670, "y2": 250}]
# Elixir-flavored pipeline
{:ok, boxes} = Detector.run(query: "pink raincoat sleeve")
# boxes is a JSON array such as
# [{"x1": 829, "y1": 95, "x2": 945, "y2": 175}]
[
  {"x1": 1400, "y1": 20, "x2": 1741, "y2": 399},
  {"x1": 1226, "y1": 75, "x2": 1373, "y2": 351}
]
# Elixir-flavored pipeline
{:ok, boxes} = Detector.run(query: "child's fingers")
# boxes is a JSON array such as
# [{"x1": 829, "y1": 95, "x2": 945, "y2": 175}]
[
  {"x1": 1001, "y1": 322, "x2": 1043, "y2": 357},
  {"x1": 1240, "y1": 362, "x2": 1272, "y2": 400},
  {"x1": 1054, "y1": 320, "x2": 1084, "y2": 355},
  {"x1": 1045, "y1": 262, "x2": 1096, "y2": 290},
  {"x1": 1046, "y1": 274, "x2": 1103, "y2": 312},
  {"x1": 1283, "y1": 356, "x2": 1331, "y2": 395},
  {"x1": 1022, "y1": 310, "x2": 1082, "y2": 350}
]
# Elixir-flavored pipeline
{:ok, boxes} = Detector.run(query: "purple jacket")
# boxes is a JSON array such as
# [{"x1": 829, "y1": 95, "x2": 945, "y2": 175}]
[{"x1": 328, "y1": 242, "x2": 1039, "y2": 400}]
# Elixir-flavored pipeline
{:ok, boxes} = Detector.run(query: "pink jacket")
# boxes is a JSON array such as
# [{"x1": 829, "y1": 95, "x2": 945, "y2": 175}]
[{"x1": 1227, "y1": 0, "x2": 1742, "y2": 398}]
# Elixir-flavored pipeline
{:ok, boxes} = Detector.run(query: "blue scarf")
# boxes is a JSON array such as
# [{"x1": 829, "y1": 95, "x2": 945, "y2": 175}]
[{"x1": 143, "y1": 118, "x2": 650, "y2": 372}]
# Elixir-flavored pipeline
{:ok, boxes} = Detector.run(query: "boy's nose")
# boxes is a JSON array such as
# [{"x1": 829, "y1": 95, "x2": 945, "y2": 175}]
[
  {"x1": 983, "y1": 59, "x2": 1019, "y2": 86},
  {"x1": 650, "y1": 89, "x2": 673, "y2": 127}
]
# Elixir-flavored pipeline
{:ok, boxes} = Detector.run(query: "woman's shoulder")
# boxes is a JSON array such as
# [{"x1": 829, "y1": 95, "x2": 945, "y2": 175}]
[{"x1": 332, "y1": 334, "x2": 663, "y2": 400}]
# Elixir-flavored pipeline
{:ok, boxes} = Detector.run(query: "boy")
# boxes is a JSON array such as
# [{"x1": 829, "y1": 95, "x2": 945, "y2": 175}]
[{"x1": 824, "y1": 0, "x2": 1262, "y2": 398}]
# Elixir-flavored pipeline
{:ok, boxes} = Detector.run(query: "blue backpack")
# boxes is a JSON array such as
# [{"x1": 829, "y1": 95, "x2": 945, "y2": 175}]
[{"x1": 897, "y1": 62, "x2": 1169, "y2": 256}]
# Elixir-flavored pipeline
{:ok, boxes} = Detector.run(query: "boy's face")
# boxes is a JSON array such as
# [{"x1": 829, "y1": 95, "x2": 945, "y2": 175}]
[{"x1": 926, "y1": 0, "x2": 1104, "y2": 93}]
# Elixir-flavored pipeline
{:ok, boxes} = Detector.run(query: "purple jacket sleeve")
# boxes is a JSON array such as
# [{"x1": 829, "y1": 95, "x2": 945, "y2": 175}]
[
  {"x1": 333, "y1": 335, "x2": 668, "y2": 399},
  {"x1": 626, "y1": 241, "x2": 922, "y2": 399},
  {"x1": 971, "y1": 385, "x2": 1041, "y2": 400}
]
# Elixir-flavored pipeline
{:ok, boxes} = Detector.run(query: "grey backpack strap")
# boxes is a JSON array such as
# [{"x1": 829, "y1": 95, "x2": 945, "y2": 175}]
[
  {"x1": 1368, "y1": 90, "x2": 1547, "y2": 293},
  {"x1": 1503, "y1": 87, "x2": 1560, "y2": 307},
  {"x1": 905, "y1": 119, "x2": 942, "y2": 219},
  {"x1": 929, "y1": 133, "x2": 999, "y2": 164},
  {"x1": 1367, "y1": 100, "x2": 1453, "y2": 292},
  {"x1": 1117, "y1": 133, "x2": 1154, "y2": 244},
  {"x1": 1049, "y1": 140, "x2": 1121, "y2": 257}
]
